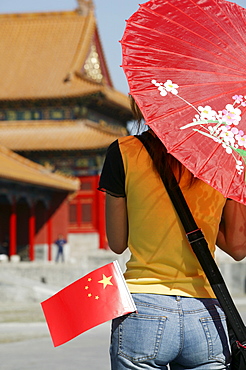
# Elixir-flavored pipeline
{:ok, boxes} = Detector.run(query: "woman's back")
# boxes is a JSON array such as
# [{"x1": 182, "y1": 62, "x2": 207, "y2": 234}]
[{"x1": 117, "y1": 135, "x2": 226, "y2": 298}]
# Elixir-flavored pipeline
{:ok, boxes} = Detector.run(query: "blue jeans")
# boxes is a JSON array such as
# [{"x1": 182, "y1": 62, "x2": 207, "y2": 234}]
[{"x1": 110, "y1": 294, "x2": 231, "y2": 369}]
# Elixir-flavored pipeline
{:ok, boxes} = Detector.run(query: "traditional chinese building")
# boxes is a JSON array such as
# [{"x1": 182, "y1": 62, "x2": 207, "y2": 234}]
[
  {"x1": 0, "y1": 0, "x2": 132, "y2": 257},
  {"x1": 0, "y1": 144, "x2": 79, "y2": 261}
]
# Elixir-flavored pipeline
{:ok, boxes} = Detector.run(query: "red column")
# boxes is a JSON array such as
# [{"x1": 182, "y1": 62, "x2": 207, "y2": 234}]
[
  {"x1": 9, "y1": 198, "x2": 17, "y2": 256},
  {"x1": 29, "y1": 204, "x2": 35, "y2": 261},
  {"x1": 97, "y1": 189, "x2": 108, "y2": 249},
  {"x1": 47, "y1": 214, "x2": 52, "y2": 261}
]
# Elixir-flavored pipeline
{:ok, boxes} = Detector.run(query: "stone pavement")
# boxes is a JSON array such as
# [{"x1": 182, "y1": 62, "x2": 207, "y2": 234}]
[
  {"x1": 1, "y1": 314, "x2": 111, "y2": 370},
  {"x1": 1, "y1": 324, "x2": 111, "y2": 370}
]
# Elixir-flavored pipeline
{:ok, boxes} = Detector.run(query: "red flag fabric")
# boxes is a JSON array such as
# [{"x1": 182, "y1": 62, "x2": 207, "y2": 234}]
[{"x1": 41, "y1": 261, "x2": 136, "y2": 347}]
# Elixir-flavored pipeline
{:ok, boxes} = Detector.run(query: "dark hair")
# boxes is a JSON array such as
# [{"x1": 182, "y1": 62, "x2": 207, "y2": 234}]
[{"x1": 130, "y1": 95, "x2": 195, "y2": 186}]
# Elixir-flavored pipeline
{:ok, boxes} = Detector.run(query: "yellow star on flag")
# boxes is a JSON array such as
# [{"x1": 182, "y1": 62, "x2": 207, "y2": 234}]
[{"x1": 98, "y1": 274, "x2": 113, "y2": 289}]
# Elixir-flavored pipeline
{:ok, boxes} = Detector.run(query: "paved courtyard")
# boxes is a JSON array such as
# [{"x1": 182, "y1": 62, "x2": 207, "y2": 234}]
[{"x1": 0, "y1": 303, "x2": 111, "y2": 370}]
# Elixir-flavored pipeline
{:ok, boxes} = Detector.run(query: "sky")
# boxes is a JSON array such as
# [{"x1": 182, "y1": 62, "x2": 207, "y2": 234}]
[{"x1": 1, "y1": 0, "x2": 245, "y2": 95}]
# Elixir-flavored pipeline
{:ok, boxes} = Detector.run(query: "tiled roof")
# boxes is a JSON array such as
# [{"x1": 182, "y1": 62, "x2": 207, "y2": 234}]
[
  {"x1": 0, "y1": 144, "x2": 80, "y2": 191},
  {"x1": 0, "y1": 120, "x2": 127, "y2": 151},
  {"x1": 0, "y1": 10, "x2": 130, "y2": 110}
]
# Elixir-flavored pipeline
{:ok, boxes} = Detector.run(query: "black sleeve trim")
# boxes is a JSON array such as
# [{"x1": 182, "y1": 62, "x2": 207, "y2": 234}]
[{"x1": 98, "y1": 140, "x2": 126, "y2": 197}]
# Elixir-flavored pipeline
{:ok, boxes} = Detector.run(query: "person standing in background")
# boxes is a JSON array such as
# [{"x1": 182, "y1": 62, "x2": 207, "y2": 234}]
[{"x1": 54, "y1": 234, "x2": 66, "y2": 263}]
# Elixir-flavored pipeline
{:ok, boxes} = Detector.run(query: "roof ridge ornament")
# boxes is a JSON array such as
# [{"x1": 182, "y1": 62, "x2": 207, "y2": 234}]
[{"x1": 76, "y1": 0, "x2": 94, "y2": 15}]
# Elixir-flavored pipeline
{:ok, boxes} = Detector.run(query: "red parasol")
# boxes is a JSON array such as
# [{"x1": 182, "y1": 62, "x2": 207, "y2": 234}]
[{"x1": 121, "y1": 0, "x2": 246, "y2": 205}]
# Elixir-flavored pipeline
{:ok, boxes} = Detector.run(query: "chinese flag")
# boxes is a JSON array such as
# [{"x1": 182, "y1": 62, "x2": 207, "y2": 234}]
[{"x1": 41, "y1": 261, "x2": 136, "y2": 347}]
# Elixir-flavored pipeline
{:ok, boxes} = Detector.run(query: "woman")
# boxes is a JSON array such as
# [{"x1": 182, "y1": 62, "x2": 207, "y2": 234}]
[{"x1": 98, "y1": 100, "x2": 246, "y2": 369}]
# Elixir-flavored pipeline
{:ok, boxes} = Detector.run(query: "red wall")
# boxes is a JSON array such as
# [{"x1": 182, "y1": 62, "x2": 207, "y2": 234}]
[{"x1": 51, "y1": 196, "x2": 69, "y2": 242}]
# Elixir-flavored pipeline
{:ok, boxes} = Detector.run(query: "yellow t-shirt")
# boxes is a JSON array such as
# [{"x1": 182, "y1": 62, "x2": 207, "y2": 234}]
[{"x1": 118, "y1": 135, "x2": 226, "y2": 299}]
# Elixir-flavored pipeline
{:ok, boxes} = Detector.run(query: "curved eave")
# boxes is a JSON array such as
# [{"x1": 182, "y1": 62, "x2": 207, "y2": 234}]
[
  {"x1": 0, "y1": 120, "x2": 127, "y2": 152},
  {"x1": 0, "y1": 145, "x2": 80, "y2": 191}
]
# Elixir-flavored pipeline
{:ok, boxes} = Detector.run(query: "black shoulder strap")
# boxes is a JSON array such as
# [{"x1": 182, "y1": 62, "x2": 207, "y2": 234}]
[{"x1": 136, "y1": 132, "x2": 246, "y2": 346}]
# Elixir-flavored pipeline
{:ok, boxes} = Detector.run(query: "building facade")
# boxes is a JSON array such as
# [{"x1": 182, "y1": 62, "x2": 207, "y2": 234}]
[{"x1": 0, "y1": 145, "x2": 79, "y2": 261}]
